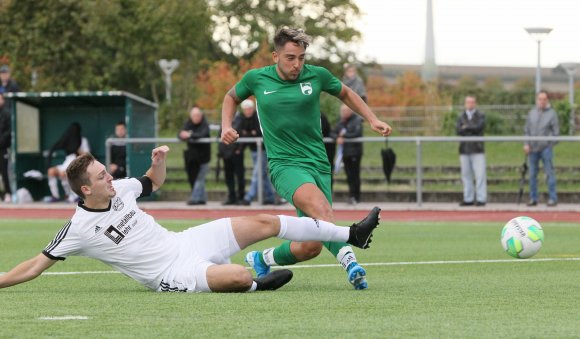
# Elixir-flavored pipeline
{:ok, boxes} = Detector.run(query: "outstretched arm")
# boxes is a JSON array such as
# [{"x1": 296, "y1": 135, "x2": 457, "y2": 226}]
[
  {"x1": 0, "y1": 254, "x2": 57, "y2": 289},
  {"x1": 145, "y1": 145, "x2": 170, "y2": 192},
  {"x1": 338, "y1": 84, "x2": 392, "y2": 137},
  {"x1": 221, "y1": 86, "x2": 241, "y2": 145}
]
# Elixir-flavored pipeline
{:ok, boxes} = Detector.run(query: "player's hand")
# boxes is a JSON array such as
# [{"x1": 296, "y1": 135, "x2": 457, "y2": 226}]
[
  {"x1": 523, "y1": 144, "x2": 530, "y2": 155},
  {"x1": 370, "y1": 119, "x2": 392, "y2": 137},
  {"x1": 151, "y1": 145, "x2": 170, "y2": 164},
  {"x1": 221, "y1": 127, "x2": 239, "y2": 145}
]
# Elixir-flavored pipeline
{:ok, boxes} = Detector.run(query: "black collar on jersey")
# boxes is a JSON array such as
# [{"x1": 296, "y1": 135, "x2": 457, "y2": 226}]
[{"x1": 79, "y1": 200, "x2": 112, "y2": 213}]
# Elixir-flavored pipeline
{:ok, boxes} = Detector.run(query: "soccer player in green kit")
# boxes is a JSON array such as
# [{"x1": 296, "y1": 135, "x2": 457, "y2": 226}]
[{"x1": 221, "y1": 28, "x2": 392, "y2": 289}]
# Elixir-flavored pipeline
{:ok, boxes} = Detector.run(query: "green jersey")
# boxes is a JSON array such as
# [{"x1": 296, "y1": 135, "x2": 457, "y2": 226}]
[{"x1": 235, "y1": 64, "x2": 342, "y2": 173}]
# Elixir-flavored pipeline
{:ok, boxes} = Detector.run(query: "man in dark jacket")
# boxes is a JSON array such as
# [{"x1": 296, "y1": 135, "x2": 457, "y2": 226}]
[
  {"x1": 0, "y1": 94, "x2": 12, "y2": 202},
  {"x1": 178, "y1": 106, "x2": 211, "y2": 205},
  {"x1": 109, "y1": 121, "x2": 127, "y2": 179},
  {"x1": 0, "y1": 65, "x2": 19, "y2": 94},
  {"x1": 456, "y1": 95, "x2": 487, "y2": 206},
  {"x1": 219, "y1": 112, "x2": 245, "y2": 205},
  {"x1": 238, "y1": 100, "x2": 276, "y2": 205},
  {"x1": 331, "y1": 104, "x2": 364, "y2": 205}
]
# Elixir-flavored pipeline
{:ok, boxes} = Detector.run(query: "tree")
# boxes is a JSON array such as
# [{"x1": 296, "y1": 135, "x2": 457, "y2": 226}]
[
  {"x1": 207, "y1": 0, "x2": 361, "y2": 66},
  {"x1": 0, "y1": 0, "x2": 212, "y2": 99}
]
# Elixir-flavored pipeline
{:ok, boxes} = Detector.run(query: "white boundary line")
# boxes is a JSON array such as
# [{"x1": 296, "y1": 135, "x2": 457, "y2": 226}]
[
  {"x1": 38, "y1": 316, "x2": 89, "y2": 320},
  {"x1": 3, "y1": 257, "x2": 578, "y2": 276}
]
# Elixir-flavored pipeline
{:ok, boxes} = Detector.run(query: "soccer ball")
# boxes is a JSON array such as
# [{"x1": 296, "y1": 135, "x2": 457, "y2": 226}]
[{"x1": 500, "y1": 216, "x2": 544, "y2": 259}]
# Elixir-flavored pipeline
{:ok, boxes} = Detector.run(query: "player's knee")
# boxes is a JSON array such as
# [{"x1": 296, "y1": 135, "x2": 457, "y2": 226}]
[{"x1": 297, "y1": 242, "x2": 323, "y2": 259}]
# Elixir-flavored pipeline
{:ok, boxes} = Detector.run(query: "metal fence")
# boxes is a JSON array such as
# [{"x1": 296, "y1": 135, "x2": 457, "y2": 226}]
[
  {"x1": 371, "y1": 105, "x2": 533, "y2": 135},
  {"x1": 107, "y1": 135, "x2": 579, "y2": 206}
]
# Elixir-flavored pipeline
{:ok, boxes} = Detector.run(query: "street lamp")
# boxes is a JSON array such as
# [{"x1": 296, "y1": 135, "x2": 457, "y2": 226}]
[
  {"x1": 557, "y1": 62, "x2": 578, "y2": 135},
  {"x1": 158, "y1": 59, "x2": 180, "y2": 103},
  {"x1": 525, "y1": 27, "x2": 552, "y2": 94}
]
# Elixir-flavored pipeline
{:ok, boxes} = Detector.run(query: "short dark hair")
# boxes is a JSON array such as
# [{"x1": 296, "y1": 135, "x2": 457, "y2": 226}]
[
  {"x1": 274, "y1": 28, "x2": 310, "y2": 51},
  {"x1": 537, "y1": 90, "x2": 549, "y2": 98},
  {"x1": 116, "y1": 121, "x2": 126, "y2": 127},
  {"x1": 66, "y1": 153, "x2": 96, "y2": 199}
]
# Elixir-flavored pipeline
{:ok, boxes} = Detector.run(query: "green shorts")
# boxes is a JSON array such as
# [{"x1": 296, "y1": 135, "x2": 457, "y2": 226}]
[{"x1": 270, "y1": 163, "x2": 332, "y2": 216}]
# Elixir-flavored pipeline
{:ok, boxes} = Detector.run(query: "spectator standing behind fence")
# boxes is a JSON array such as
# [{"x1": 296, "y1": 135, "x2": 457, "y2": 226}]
[
  {"x1": 456, "y1": 96, "x2": 487, "y2": 207},
  {"x1": 219, "y1": 113, "x2": 245, "y2": 205},
  {"x1": 331, "y1": 104, "x2": 364, "y2": 205},
  {"x1": 0, "y1": 94, "x2": 12, "y2": 203},
  {"x1": 342, "y1": 64, "x2": 367, "y2": 103},
  {"x1": 0, "y1": 65, "x2": 19, "y2": 94},
  {"x1": 321, "y1": 112, "x2": 336, "y2": 187},
  {"x1": 524, "y1": 91, "x2": 559, "y2": 207},
  {"x1": 238, "y1": 99, "x2": 277, "y2": 206},
  {"x1": 179, "y1": 106, "x2": 210, "y2": 205},
  {"x1": 109, "y1": 121, "x2": 127, "y2": 179}
]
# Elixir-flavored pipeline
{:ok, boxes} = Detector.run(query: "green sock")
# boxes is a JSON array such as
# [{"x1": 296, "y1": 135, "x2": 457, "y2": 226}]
[
  {"x1": 259, "y1": 241, "x2": 298, "y2": 266},
  {"x1": 322, "y1": 241, "x2": 349, "y2": 257}
]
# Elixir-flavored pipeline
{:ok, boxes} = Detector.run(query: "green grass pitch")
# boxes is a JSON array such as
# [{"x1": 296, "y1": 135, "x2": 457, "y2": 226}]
[{"x1": 1, "y1": 218, "x2": 580, "y2": 338}]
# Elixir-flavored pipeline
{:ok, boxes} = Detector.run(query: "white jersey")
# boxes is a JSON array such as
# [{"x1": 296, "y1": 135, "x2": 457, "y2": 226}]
[{"x1": 43, "y1": 178, "x2": 181, "y2": 290}]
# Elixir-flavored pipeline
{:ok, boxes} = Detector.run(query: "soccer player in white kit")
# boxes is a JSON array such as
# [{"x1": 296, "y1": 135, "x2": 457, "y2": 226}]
[{"x1": 0, "y1": 146, "x2": 381, "y2": 293}]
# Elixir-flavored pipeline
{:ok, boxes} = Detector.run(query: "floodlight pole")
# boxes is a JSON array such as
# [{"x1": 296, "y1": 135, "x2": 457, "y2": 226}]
[
  {"x1": 158, "y1": 59, "x2": 180, "y2": 103},
  {"x1": 559, "y1": 63, "x2": 578, "y2": 135},
  {"x1": 525, "y1": 27, "x2": 552, "y2": 94}
]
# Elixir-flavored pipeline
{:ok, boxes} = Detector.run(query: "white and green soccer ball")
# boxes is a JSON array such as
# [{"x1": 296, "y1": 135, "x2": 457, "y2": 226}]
[{"x1": 500, "y1": 216, "x2": 544, "y2": 259}]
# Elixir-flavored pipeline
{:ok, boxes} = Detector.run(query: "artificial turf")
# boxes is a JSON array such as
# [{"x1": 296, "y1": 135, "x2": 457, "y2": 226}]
[{"x1": 1, "y1": 218, "x2": 579, "y2": 338}]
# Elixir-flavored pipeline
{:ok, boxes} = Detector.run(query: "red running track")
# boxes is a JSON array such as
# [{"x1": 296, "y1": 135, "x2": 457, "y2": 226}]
[{"x1": 0, "y1": 208, "x2": 578, "y2": 223}]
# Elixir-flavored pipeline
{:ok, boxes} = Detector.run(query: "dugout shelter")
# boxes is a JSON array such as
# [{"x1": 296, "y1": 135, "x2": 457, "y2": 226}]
[{"x1": 5, "y1": 91, "x2": 157, "y2": 201}]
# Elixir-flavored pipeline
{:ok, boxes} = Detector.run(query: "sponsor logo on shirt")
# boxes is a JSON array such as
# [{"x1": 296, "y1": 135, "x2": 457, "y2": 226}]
[
  {"x1": 263, "y1": 89, "x2": 277, "y2": 95},
  {"x1": 300, "y1": 82, "x2": 312, "y2": 95},
  {"x1": 112, "y1": 197, "x2": 124, "y2": 211},
  {"x1": 103, "y1": 210, "x2": 137, "y2": 244},
  {"x1": 94, "y1": 225, "x2": 102, "y2": 234},
  {"x1": 104, "y1": 225, "x2": 125, "y2": 244}
]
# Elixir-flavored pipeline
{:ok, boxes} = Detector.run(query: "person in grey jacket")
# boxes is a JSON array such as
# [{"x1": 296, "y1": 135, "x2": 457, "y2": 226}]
[
  {"x1": 342, "y1": 64, "x2": 367, "y2": 103},
  {"x1": 456, "y1": 96, "x2": 487, "y2": 206},
  {"x1": 331, "y1": 104, "x2": 364, "y2": 204},
  {"x1": 524, "y1": 91, "x2": 559, "y2": 207}
]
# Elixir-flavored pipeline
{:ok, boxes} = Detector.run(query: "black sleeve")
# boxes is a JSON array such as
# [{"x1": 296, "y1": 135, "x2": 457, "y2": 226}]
[
  {"x1": 190, "y1": 120, "x2": 210, "y2": 139},
  {"x1": 137, "y1": 176, "x2": 153, "y2": 198},
  {"x1": 343, "y1": 118, "x2": 363, "y2": 138}
]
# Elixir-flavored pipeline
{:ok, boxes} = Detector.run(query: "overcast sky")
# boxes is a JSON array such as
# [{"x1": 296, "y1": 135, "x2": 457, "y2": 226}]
[{"x1": 354, "y1": 0, "x2": 580, "y2": 68}]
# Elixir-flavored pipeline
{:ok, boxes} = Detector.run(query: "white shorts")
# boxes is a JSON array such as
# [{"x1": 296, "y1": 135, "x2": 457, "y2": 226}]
[{"x1": 158, "y1": 218, "x2": 241, "y2": 293}]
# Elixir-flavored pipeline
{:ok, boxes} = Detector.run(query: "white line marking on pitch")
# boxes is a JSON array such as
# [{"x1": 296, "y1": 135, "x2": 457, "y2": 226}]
[
  {"x1": 3, "y1": 257, "x2": 578, "y2": 276},
  {"x1": 38, "y1": 316, "x2": 89, "y2": 320}
]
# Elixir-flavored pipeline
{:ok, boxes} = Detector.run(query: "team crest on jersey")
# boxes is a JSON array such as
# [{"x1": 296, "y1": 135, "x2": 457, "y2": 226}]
[
  {"x1": 300, "y1": 82, "x2": 312, "y2": 95},
  {"x1": 112, "y1": 197, "x2": 124, "y2": 211}
]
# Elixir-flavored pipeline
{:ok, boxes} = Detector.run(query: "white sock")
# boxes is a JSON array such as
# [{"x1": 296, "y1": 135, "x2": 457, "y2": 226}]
[
  {"x1": 48, "y1": 177, "x2": 59, "y2": 198},
  {"x1": 61, "y1": 178, "x2": 72, "y2": 196},
  {"x1": 246, "y1": 281, "x2": 257, "y2": 292},
  {"x1": 262, "y1": 247, "x2": 277, "y2": 266},
  {"x1": 276, "y1": 215, "x2": 349, "y2": 243},
  {"x1": 337, "y1": 246, "x2": 358, "y2": 271}
]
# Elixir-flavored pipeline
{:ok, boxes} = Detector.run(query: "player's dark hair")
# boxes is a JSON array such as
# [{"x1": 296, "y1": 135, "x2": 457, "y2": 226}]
[
  {"x1": 66, "y1": 153, "x2": 95, "y2": 199},
  {"x1": 537, "y1": 90, "x2": 549, "y2": 99},
  {"x1": 116, "y1": 121, "x2": 126, "y2": 127},
  {"x1": 274, "y1": 28, "x2": 310, "y2": 50}
]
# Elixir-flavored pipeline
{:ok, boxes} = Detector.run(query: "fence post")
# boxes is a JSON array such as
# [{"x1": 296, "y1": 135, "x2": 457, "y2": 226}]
[
  {"x1": 416, "y1": 138, "x2": 423, "y2": 207},
  {"x1": 105, "y1": 138, "x2": 111, "y2": 170},
  {"x1": 257, "y1": 139, "x2": 263, "y2": 204}
]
